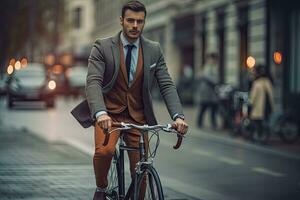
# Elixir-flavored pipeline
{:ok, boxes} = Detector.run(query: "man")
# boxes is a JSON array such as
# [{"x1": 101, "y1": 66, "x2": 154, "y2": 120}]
[
  {"x1": 85, "y1": 1, "x2": 188, "y2": 199},
  {"x1": 195, "y1": 53, "x2": 219, "y2": 128}
]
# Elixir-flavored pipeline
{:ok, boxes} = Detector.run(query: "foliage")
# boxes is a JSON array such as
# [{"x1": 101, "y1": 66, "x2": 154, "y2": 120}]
[{"x1": 0, "y1": 0, "x2": 63, "y2": 71}]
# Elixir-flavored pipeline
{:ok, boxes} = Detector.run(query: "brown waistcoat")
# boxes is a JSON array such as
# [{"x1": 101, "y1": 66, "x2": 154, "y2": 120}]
[{"x1": 103, "y1": 43, "x2": 145, "y2": 123}]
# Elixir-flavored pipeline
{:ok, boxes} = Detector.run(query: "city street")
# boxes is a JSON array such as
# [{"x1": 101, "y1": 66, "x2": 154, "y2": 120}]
[{"x1": 0, "y1": 96, "x2": 300, "y2": 200}]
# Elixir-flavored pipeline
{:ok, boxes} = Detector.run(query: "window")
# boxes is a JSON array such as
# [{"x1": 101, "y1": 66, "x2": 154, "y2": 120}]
[
  {"x1": 73, "y1": 7, "x2": 82, "y2": 29},
  {"x1": 237, "y1": 3, "x2": 249, "y2": 90},
  {"x1": 289, "y1": 10, "x2": 300, "y2": 93},
  {"x1": 217, "y1": 8, "x2": 226, "y2": 84},
  {"x1": 201, "y1": 16, "x2": 207, "y2": 66}
]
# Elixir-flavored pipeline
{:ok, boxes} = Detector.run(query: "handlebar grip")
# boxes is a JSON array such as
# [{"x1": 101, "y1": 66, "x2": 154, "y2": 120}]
[
  {"x1": 171, "y1": 123, "x2": 183, "y2": 149},
  {"x1": 173, "y1": 135, "x2": 183, "y2": 149},
  {"x1": 102, "y1": 128, "x2": 110, "y2": 146}
]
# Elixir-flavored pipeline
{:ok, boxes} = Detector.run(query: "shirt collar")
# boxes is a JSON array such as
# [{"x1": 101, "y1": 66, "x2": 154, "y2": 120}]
[{"x1": 120, "y1": 31, "x2": 139, "y2": 48}]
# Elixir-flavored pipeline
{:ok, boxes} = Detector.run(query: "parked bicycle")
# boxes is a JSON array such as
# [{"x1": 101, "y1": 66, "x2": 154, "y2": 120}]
[
  {"x1": 230, "y1": 91, "x2": 250, "y2": 137},
  {"x1": 270, "y1": 109, "x2": 299, "y2": 144},
  {"x1": 231, "y1": 91, "x2": 299, "y2": 144},
  {"x1": 214, "y1": 84, "x2": 236, "y2": 129},
  {"x1": 103, "y1": 122, "x2": 184, "y2": 200}
]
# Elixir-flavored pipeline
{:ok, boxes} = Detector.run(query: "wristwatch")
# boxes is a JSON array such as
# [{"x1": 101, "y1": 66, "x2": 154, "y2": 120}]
[{"x1": 174, "y1": 114, "x2": 185, "y2": 121}]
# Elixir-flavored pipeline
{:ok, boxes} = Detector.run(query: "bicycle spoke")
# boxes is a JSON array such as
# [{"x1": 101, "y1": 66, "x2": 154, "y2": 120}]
[
  {"x1": 135, "y1": 166, "x2": 164, "y2": 200},
  {"x1": 106, "y1": 155, "x2": 119, "y2": 199}
]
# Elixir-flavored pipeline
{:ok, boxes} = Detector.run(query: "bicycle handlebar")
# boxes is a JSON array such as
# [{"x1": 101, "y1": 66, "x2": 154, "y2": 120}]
[{"x1": 103, "y1": 122, "x2": 184, "y2": 149}]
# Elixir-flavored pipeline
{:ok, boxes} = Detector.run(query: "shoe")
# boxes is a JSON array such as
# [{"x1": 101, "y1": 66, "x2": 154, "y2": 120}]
[{"x1": 93, "y1": 190, "x2": 106, "y2": 200}]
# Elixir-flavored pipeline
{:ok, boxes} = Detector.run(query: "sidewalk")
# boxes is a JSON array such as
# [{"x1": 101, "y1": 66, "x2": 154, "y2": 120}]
[
  {"x1": 0, "y1": 122, "x2": 199, "y2": 200},
  {"x1": 153, "y1": 100, "x2": 300, "y2": 157}
]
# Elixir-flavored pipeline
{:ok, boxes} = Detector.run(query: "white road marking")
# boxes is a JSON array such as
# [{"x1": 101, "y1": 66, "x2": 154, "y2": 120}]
[
  {"x1": 192, "y1": 149, "x2": 243, "y2": 166},
  {"x1": 160, "y1": 175, "x2": 233, "y2": 200},
  {"x1": 217, "y1": 156, "x2": 243, "y2": 165},
  {"x1": 252, "y1": 167, "x2": 286, "y2": 177},
  {"x1": 192, "y1": 149, "x2": 215, "y2": 157}
]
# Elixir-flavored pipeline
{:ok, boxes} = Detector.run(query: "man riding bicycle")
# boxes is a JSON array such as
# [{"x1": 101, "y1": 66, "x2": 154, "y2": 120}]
[{"x1": 80, "y1": 1, "x2": 188, "y2": 199}]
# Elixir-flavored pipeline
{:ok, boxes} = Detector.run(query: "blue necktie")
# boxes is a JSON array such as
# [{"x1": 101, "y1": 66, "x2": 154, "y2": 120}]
[{"x1": 126, "y1": 45, "x2": 134, "y2": 82}]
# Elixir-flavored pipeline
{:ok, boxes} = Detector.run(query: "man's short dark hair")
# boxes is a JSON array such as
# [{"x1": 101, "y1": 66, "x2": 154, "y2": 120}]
[
  {"x1": 254, "y1": 64, "x2": 266, "y2": 76},
  {"x1": 122, "y1": 1, "x2": 147, "y2": 18}
]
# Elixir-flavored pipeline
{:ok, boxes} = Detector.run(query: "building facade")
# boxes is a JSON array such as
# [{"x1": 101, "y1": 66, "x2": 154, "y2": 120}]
[
  {"x1": 59, "y1": 0, "x2": 95, "y2": 63},
  {"x1": 59, "y1": 0, "x2": 300, "y2": 111}
]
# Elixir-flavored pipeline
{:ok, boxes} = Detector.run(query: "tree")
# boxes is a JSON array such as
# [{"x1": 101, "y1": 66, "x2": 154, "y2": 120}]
[{"x1": 0, "y1": 0, "x2": 63, "y2": 71}]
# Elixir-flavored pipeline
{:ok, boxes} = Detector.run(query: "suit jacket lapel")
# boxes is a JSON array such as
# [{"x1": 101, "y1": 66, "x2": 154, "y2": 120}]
[
  {"x1": 131, "y1": 45, "x2": 143, "y2": 85},
  {"x1": 141, "y1": 36, "x2": 151, "y2": 89},
  {"x1": 119, "y1": 43, "x2": 129, "y2": 85},
  {"x1": 111, "y1": 33, "x2": 121, "y2": 84}
]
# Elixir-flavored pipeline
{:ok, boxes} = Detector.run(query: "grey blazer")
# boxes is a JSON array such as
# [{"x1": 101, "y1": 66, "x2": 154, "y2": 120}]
[{"x1": 71, "y1": 32, "x2": 183, "y2": 128}]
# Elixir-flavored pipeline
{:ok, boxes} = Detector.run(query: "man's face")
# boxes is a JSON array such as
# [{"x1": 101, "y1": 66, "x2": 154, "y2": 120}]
[{"x1": 120, "y1": 10, "x2": 145, "y2": 42}]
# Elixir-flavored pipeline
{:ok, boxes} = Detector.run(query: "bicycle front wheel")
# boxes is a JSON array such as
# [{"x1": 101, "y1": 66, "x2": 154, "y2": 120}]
[
  {"x1": 106, "y1": 153, "x2": 119, "y2": 200},
  {"x1": 133, "y1": 165, "x2": 164, "y2": 200}
]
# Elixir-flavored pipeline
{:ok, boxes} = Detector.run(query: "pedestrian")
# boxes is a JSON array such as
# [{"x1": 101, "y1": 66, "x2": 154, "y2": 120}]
[
  {"x1": 77, "y1": 1, "x2": 188, "y2": 199},
  {"x1": 195, "y1": 53, "x2": 219, "y2": 129},
  {"x1": 249, "y1": 64, "x2": 274, "y2": 135}
]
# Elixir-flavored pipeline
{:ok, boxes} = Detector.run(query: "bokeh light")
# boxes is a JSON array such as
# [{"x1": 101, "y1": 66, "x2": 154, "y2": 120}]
[
  {"x1": 45, "y1": 54, "x2": 55, "y2": 66},
  {"x1": 7, "y1": 65, "x2": 14, "y2": 75},
  {"x1": 246, "y1": 56, "x2": 256, "y2": 68},
  {"x1": 15, "y1": 61, "x2": 21, "y2": 70},
  {"x1": 273, "y1": 51, "x2": 282, "y2": 65},
  {"x1": 48, "y1": 80, "x2": 56, "y2": 90},
  {"x1": 21, "y1": 58, "x2": 28, "y2": 68},
  {"x1": 9, "y1": 58, "x2": 16, "y2": 66}
]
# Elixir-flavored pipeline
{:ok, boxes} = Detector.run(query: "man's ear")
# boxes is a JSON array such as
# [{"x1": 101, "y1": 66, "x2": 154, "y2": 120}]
[{"x1": 120, "y1": 16, "x2": 123, "y2": 26}]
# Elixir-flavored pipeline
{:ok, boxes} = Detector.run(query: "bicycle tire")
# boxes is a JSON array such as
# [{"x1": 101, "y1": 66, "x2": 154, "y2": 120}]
[
  {"x1": 278, "y1": 117, "x2": 299, "y2": 144},
  {"x1": 106, "y1": 153, "x2": 119, "y2": 200},
  {"x1": 133, "y1": 165, "x2": 164, "y2": 200}
]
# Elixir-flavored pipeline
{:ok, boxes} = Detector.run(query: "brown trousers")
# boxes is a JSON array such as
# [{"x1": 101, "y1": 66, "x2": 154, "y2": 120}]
[{"x1": 93, "y1": 109, "x2": 147, "y2": 189}]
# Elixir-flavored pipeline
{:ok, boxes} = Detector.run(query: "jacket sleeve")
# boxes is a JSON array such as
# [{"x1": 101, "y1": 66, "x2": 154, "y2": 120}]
[
  {"x1": 249, "y1": 82, "x2": 258, "y2": 106},
  {"x1": 154, "y1": 44, "x2": 184, "y2": 119},
  {"x1": 85, "y1": 39, "x2": 107, "y2": 119}
]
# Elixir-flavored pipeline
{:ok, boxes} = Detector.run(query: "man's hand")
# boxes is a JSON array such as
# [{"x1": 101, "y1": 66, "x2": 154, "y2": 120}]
[
  {"x1": 96, "y1": 114, "x2": 113, "y2": 131},
  {"x1": 173, "y1": 118, "x2": 188, "y2": 135}
]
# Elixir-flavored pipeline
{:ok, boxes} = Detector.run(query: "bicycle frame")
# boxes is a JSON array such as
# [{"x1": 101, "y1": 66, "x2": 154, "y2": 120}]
[
  {"x1": 116, "y1": 130, "x2": 148, "y2": 200},
  {"x1": 105, "y1": 122, "x2": 183, "y2": 200}
]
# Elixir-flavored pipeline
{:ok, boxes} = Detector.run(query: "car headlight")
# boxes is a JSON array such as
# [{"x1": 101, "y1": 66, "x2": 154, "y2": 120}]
[{"x1": 48, "y1": 80, "x2": 56, "y2": 90}]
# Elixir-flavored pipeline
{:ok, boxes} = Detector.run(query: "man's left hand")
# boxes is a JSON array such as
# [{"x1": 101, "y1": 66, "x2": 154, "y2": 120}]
[{"x1": 173, "y1": 118, "x2": 188, "y2": 135}]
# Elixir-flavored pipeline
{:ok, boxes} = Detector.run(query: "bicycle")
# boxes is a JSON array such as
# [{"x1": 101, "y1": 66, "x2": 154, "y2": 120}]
[
  {"x1": 231, "y1": 92, "x2": 299, "y2": 144},
  {"x1": 103, "y1": 122, "x2": 184, "y2": 200}
]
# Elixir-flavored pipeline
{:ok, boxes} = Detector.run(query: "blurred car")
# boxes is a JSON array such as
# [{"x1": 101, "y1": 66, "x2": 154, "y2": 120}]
[
  {"x1": 6, "y1": 63, "x2": 57, "y2": 108},
  {"x1": 48, "y1": 64, "x2": 68, "y2": 95},
  {"x1": 66, "y1": 65, "x2": 87, "y2": 97},
  {"x1": 0, "y1": 74, "x2": 9, "y2": 96}
]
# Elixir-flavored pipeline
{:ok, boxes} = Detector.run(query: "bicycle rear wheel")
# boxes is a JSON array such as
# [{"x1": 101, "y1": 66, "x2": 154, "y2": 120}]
[
  {"x1": 133, "y1": 165, "x2": 164, "y2": 200},
  {"x1": 106, "y1": 153, "x2": 119, "y2": 200},
  {"x1": 278, "y1": 120, "x2": 299, "y2": 143}
]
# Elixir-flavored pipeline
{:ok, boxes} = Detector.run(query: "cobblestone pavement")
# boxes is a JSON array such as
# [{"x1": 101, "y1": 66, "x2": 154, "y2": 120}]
[{"x1": 0, "y1": 124, "x2": 198, "y2": 200}]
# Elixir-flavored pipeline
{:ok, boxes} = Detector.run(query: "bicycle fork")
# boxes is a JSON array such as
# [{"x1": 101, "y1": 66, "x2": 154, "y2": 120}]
[{"x1": 118, "y1": 136, "x2": 140, "y2": 200}]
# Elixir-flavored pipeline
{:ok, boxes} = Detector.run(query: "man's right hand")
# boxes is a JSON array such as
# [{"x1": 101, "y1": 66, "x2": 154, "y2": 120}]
[{"x1": 96, "y1": 114, "x2": 113, "y2": 131}]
